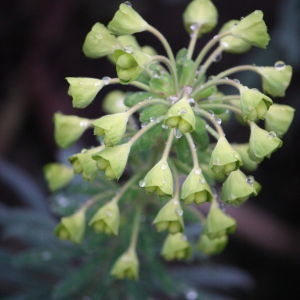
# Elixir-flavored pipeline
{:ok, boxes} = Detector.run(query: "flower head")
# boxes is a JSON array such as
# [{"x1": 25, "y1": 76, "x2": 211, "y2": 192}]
[
  {"x1": 161, "y1": 233, "x2": 191, "y2": 261},
  {"x1": 82, "y1": 23, "x2": 120, "y2": 58},
  {"x1": 181, "y1": 167, "x2": 212, "y2": 205},
  {"x1": 89, "y1": 200, "x2": 120, "y2": 235},
  {"x1": 110, "y1": 248, "x2": 139, "y2": 280},
  {"x1": 54, "y1": 112, "x2": 90, "y2": 148},
  {"x1": 153, "y1": 199, "x2": 184, "y2": 233},
  {"x1": 142, "y1": 159, "x2": 173, "y2": 196},
  {"x1": 92, "y1": 143, "x2": 131, "y2": 180},
  {"x1": 54, "y1": 209, "x2": 85, "y2": 244},
  {"x1": 108, "y1": 3, "x2": 149, "y2": 35},
  {"x1": 198, "y1": 234, "x2": 228, "y2": 255}
]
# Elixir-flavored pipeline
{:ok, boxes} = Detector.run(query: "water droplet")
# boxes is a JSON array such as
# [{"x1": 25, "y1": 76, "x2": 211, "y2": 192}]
[
  {"x1": 149, "y1": 116, "x2": 156, "y2": 123},
  {"x1": 221, "y1": 41, "x2": 229, "y2": 49},
  {"x1": 101, "y1": 76, "x2": 111, "y2": 85},
  {"x1": 174, "y1": 128, "x2": 183, "y2": 139},
  {"x1": 233, "y1": 78, "x2": 240, "y2": 84},
  {"x1": 168, "y1": 95, "x2": 178, "y2": 103},
  {"x1": 123, "y1": 1, "x2": 132, "y2": 6},
  {"x1": 268, "y1": 131, "x2": 277, "y2": 138},
  {"x1": 179, "y1": 108, "x2": 187, "y2": 115},
  {"x1": 194, "y1": 168, "x2": 201, "y2": 175},
  {"x1": 185, "y1": 290, "x2": 198, "y2": 300},
  {"x1": 105, "y1": 210, "x2": 113, "y2": 217},
  {"x1": 213, "y1": 35, "x2": 219, "y2": 40},
  {"x1": 190, "y1": 23, "x2": 199, "y2": 32},
  {"x1": 160, "y1": 163, "x2": 167, "y2": 170},
  {"x1": 124, "y1": 46, "x2": 133, "y2": 54},
  {"x1": 79, "y1": 120, "x2": 89, "y2": 127},
  {"x1": 224, "y1": 76, "x2": 229, "y2": 80},
  {"x1": 161, "y1": 124, "x2": 169, "y2": 130},
  {"x1": 215, "y1": 117, "x2": 222, "y2": 125},
  {"x1": 57, "y1": 195, "x2": 69, "y2": 207},
  {"x1": 246, "y1": 176, "x2": 254, "y2": 185},
  {"x1": 188, "y1": 98, "x2": 195, "y2": 106},
  {"x1": 274, "y1": 61, "x2": 286, "y2": 70},
  {"x1": 176, "y1": 208, "x2": 183, "y2": 216},
  {"x1": 139, "y1": 180, "x2": 146, "y2": 187},
  {"x1": 213, "y1": 53, "x2": 222, "y2": 62},
  {"x1": 42, "y1": 251, "x2": 52, "y2": 261}
]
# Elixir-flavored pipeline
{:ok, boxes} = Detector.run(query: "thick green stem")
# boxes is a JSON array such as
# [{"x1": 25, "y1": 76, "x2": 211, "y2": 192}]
[{"x1": 187, "y1": 24, "x2": 202, "y2": 59}]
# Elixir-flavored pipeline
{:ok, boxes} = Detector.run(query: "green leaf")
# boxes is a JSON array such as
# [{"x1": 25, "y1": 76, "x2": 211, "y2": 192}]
[
  {"x1": 139, "y1": 104, "x2": 168, "y2": 123},
  {"x1": 191, "y1": 116, "x2": 209, "y2": 150},
  {"x1": 124, "y1": 91, "x2": 155, "y2": 107}
]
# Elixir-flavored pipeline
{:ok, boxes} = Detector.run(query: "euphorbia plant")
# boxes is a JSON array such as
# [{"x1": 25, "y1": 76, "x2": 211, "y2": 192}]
[{"x1": 44, "y1": 0, "x2": 294, "y2": 280}]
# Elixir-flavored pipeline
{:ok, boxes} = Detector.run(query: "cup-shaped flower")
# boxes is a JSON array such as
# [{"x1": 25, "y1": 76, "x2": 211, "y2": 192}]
[
  {"x1": 141, "y1": 159, "x2": 173, "y2": 196},
  {"x1": 183, "y1": 0, "x2": 218, "y2": 37},
  {"x1": 203, "y1": 203, "x2": 236, "y2": 239},
  {"x1": 164, "y1": 96, "x2": 196, "y2": 133},
  {"x1": 82, "y1": 23, "x2": 120, "y2": 58},
  {"x1": 229, "y1": 10, "x2": 270, "y2": 48},
  {"x1": 69, "y1": 148, "x2": 100, "y2": 181},
  {"x1": 256, "y1": 63, "x2": 292, "y2": 97},
  {"x1": 265, "y1": 104, "x2": 295, "y2": 137},
  {"x1": 102, "y1": 90, "x2": 127, "y2": 114},
  {"x1": 92, "y1": 112, "x2": 129, "y2": 146},
  {"x1": 89, "y1": 200, "x2": 120, "y2": 235},
  {"x1": 219, "y1": 20, "x2": 251, "y2": 53},
  {"x1": 92, "y1": 143, "x2": 131, "y2": 180},
  {"x1": 239, "y1": 86, "x2": 273, "y2": 121},
  {"x1": 181, "y1": 167, "x2": 212, "y2": 205},
  {"x1": 233, "y1": 144, "x2": 258, "y2": 172},
  {"x1": 54, "y1": 112, "x2": 90, "y2": 148},
  {"x1": 161, "y1": 233, "x2": 191, "y2": 261},
  {"x1": 198, "y1": 233, "x2": 228, "y2": 255},
  {"x1": 108, "y1": 3, "x2": 149, "y2": 35},
  {"x1": 153, "y1": 199, "x2": 184, "y2": 233},
  {"x1": 113, "y1": 49, "x2": 151, "y2": 83},
  {"x1": 248, "y1": 122, "x2": 282, "y2": 162},
  {"x1": 66, "y1": 77, "x2": 104, "y2": 109},
  {"x1": 110, "y1": 248, "x2": 139, "y2": 280},
  {"x1": 54, "y1": 209, "x2": 85, "y2": 244},
  {"x1": 43, "y1": 163, "x2": 74, "y2": 192},
  {"x1": 221, "y1": 169, "x2": 257, "y2": 206},
  {"x1": 209, "y1": 136, "x2": 242, "y2": 181}
]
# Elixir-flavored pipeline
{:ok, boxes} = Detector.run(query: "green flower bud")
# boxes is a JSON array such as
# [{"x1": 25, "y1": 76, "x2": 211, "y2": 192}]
[
  {"x1": 248, "y1": 122, "x2": 282, "y2": 162},
  {"x1": 102, "y1": 90, "x2": 127, "y2": 114},
  {"x1": 54, "y1": 112, "x2": 90, "y2": 148},
  {"x1": 204, "y1": 203, "x2": 236, "y2": 239},
  {"x1": 164, "y1": 96, "x2": 196, "y2": 133},
  {"x1": 161, "y1": 233, "x2": 191, "y2": 261},
  {"x1": 239, "y1": 86, "x2": 273, "y2": 121},
  {"x1": 92, "y1": 143, "x2": 131, "y2": 180},
  {"x1": 54, "y1": 209, "x2": 85, "y2": 244},
  {"x1": 141, "y1": 45, "x2": 157, "y2": 56},
  {"x1": 117, "y1": 35, "x2": 141, "y2": 51},
  {"x1": 108, "y1": 3, "x2": 149, "y2": 35},
  {"x1": 43, "y1": 163, "x2": 74, "y2": 192},
  {"x1": 141, "y1": 160, "x2": 173, "y2": 196},
  {"x1": 256, "y1": 63, "x2": 293, "y2": 97},
  {"x1": 82, "y1": 23, "x2": 120, "y2": 58},
  {"x1": 233, "y1": 144, "x2": 258, "y2": 172},
  {"x1": 219, "y1": 20, "x2": 251, "y2": 53},
  {"x1": 209, "y1": 136, "x2": 242, "y2": 181},
  {"x1": 69, "y1": 148, "x2": 100, "y2": 181},
  {"x1": 89, "y1": 200, "x2": 120, "y2": 235},
  {"x1": 183, "y1": 0, "x2": 218, "y2": 37},
  {"x1": 198, "y1": 233, "x2": 228, "y2": 255},
  {"x1": 229, "y1": 10, "x2": 270, "y2": 48},
  {"x1": 181, "y1": 167, "x2": 212, "y2": 205},
  {"x1": 113, "y1": 49, "x2": 151, "y2": 83},
  {"x1": 221, "y1": 169, "x2": 257, "y2": 205},
  {"x1": 93, "y1": 112, "x2": 129, "y2": 146},
  {"x1": 66, "y1": 77, "x2": 104, "y2": 109},
  {"x1": 153, "y1": 199, "x2": 184, "y2": 234},
  {"x1": 265, "y1": 104, "x2": 295, "y2": 137},
  {"x1": 110, "y1": 248, "x2": 139, "y2": 280}
]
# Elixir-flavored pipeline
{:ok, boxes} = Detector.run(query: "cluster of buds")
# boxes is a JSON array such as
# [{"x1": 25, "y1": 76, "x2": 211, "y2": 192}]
[{"x1": 44, "y1": 0, "x2": 294, "y2": 280}]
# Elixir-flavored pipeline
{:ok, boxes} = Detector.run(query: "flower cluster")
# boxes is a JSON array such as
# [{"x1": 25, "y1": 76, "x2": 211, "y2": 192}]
[{"x1": 44, "y1": 0, "x2": 294, "y2": 280}]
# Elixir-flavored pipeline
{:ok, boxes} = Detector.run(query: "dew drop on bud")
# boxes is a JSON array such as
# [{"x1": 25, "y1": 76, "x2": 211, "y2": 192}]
[
  {"x1": 189, "y1": 23, "x2": 199, "y2": 32},
  {"x1": 174, "y1": 128, "x2": 183, "y2": 139},
  {"x1": 246, "y1": 176, "x2": 254, "y2": 185},
  {"x1": 268, "y1": 131, "x2": 277, "y2": 138},
  {"x1": 176, "y1": 208, "x2": 183, "y2": 216},
  {"x1": 102, "y1": 76, "x2": 111, "y2": 85},
  {"x1": 194, "y1": 168, "x2": 201, "y2": 175},
  {"x1": 123, "y1": 1, "x2": 132, "y2": 6},
  {"x1": 188, "y1": 98, "x2": 195, "y2": 106},
  {"x1": 139, "y1": 180, "x2": 146, "y2": 187},
  {"x1": 274, "y1": 61, "x2": 286, "y2": 70},
  {"x1": 160, "y1": 163, "x2": 167, "y2": 170}
]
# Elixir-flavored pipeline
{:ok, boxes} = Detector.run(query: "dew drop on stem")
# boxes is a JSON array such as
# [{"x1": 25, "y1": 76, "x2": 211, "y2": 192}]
[
  {"x1": 102, "y1": 76, "x2": 111, "y2": 85},
  {"x1": 139, "y1": 180, "x2": 146, "y2": 187},
  {"x1": 274, "y1": 61, "x2": 286, "y2": 70}
]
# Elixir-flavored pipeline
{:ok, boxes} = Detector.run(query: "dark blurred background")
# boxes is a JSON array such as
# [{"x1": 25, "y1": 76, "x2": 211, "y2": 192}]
[{"x1": 0, "y1": 0, "x2": 299, "y2": 299}]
